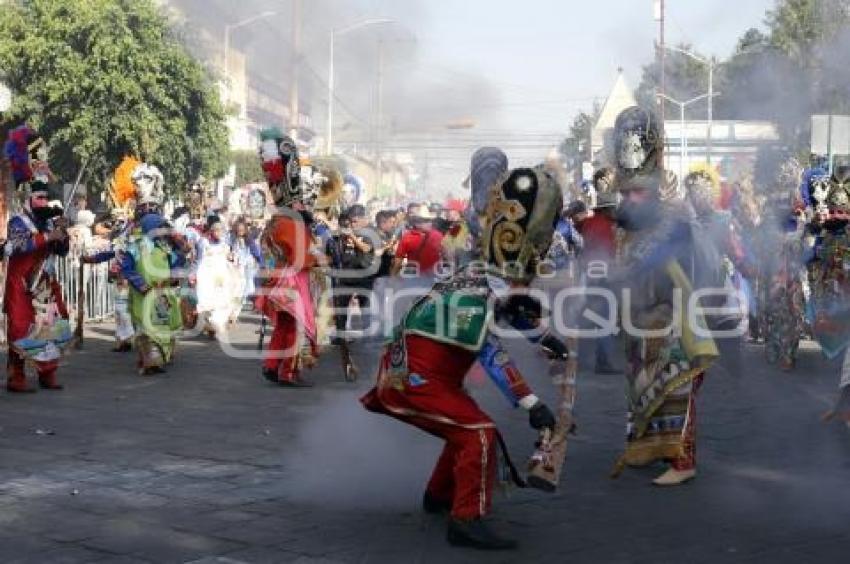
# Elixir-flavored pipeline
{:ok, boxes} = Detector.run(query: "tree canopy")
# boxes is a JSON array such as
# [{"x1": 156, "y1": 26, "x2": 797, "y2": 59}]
[
  {"x1": 558, "y1": 104, "x2": 600, "y2": 180},
  {"x1": 623, "y1": 0, "x2": 850, "y2": 154},
  {"x1": 0, "y1": 0, "x2": 229, "y2": 196}
]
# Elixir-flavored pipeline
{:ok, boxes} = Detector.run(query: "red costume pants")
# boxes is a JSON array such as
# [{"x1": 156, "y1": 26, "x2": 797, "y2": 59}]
[
  {"x1": 417, "y1": 416, "x2": 497, "y2": 520},
  {"x1": 5, "y1": 283, "x2": 65, "y2": 390},
  {"x1": 362, "y1": 337, "x2": 497, "y2": 520},
  {"x1": 264, "y1": 311, "x2": 300, "y2": 383},
  {"x1": 670, "y1": 373, "x2": 704, "y2": 471}
]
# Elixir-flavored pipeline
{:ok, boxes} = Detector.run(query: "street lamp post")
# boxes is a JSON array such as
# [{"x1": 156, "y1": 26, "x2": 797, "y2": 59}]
[
  {"x1": 657, "y1": 93, "x2": 717, "y2": 185},
  {"x1": 661, "y1": 44, "x2": 715, "y2": 165},
  {"x1": 223, "y1": 11, "x2": 276, "y2": 105},
  {"x1": 326, "y1": 18, "x2": 393, "y2": 155}
]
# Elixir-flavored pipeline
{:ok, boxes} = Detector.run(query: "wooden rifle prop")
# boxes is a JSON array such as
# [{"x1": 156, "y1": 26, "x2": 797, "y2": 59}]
[
  {"x1": 65, "y1": 159, "x2": 89, "y2": 348},
  {"x1": 526, "y1": 336, "x2": 578, "y2": 492},
  {"x1": 257, "y1": 313, "x2": 267, "y2": 351}
]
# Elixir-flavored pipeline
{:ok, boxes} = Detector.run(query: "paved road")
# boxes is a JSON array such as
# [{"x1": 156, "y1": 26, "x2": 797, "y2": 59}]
[{"x1": 1, "y1": 315, "x2": 849, "y2": 563}]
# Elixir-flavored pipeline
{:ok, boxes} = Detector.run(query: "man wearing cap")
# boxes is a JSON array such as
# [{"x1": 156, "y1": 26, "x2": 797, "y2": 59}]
[{"x1": 392, "y1": 203, "x2": 443, "y2": 277}]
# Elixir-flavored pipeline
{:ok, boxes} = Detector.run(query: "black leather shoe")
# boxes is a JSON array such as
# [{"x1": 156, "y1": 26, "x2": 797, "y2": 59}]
[
  {"x1": 38, "y1": 380, "x2": 64, "y2": 390},
  {"x1": 422, "y1": 491, "x2": 451, "y2": 514},
  {"x1": 262, "y1": 369, "x2": 279, "y2": 383},
  {"x1": 278, "y1": 377, "x2": 314, "y2": 388},
  {"x1": 447, "y1": 518, "x2": 518, "y2": 550}
]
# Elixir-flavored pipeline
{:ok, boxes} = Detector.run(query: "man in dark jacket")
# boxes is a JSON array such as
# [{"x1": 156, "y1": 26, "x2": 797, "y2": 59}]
[{"x1": 327, "y1": 205, "x2": 378, "y2": 380}]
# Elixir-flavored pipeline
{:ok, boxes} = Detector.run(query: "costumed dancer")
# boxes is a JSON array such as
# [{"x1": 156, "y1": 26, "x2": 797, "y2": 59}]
[
  {"x1": 119, "y1": 164, "x2": 184, "y2": 375},
  {"x1": 466, "y1": 147, "x2": 508, "y2": 245},
  {"x1": 95, "y1": 157, "x2": 142, "y2": 352},
  {"x1": 683, "y1": 165, "x2": 752, "y2": 355},
  {"x1": 757, "y1": 164, "x2": 809, "y2": 370},
  {"x1": 609, "y1": 107, "x2": 720, "y2": 486},
  {"x1": 440, "y1": 198, "x2": 474, "y2": 271},
  {"x1": 729, "y1": 177, "x2": 764, "y2": 342},
  {"x1": 808, "y1": 157, "x2": 850, "y2": 426},
  {"x1": 361, "y1": 166, "x2": 568, "y2": 550},
  {"x1": 2, "y1": 125, "x2": 72, "y2": 392},
  {"x1": 195, "y1": 215, "x2": 243, "y2": 338},
  {"x1": 255, "y1": 127, "x2": 319, "y2": 387},
  {"x1": 170, "y1": 205, "x2": 203, "y2": 330},
  {"x1": 306, "y1": 164, "x2": 342, "y2": 350}
]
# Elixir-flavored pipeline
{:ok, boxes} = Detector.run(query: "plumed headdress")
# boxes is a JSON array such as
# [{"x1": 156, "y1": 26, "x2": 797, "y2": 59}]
[
  {"x1": 110, "y1": 156, "x2": 141, "y2": 208},
  {"x1": 4, "y1": 125, "x2": 51, "y2": 194},
  {"x1": 684, "y1": 163, "x2": 721, "y2": 208},
  {"x1": 482, "y1": 166, "x2": 563, "y2": 281},
  {"x1": 258, "y1": 127, "x2": 301, "y2": 207}
]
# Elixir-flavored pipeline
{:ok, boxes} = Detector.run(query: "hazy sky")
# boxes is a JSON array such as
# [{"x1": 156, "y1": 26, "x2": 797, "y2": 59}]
[
  {"x1": 341, "y1": 0, "x2": 778, "y2": 181},
  {"x1": 170, "y1": 0, "x2": 780, "y2": 190},
  {"x1": 415, "y1": 0, "x2": 777, "y2": 134}
]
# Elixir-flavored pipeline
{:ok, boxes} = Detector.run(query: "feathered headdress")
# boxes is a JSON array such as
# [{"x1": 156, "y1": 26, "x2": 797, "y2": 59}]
[
  {"x1": 110, "y1": 156, "x2": 141, "y2": 208},
  {"x1": 4, "y1": 125, "x2": 46, "y2": 189},
  {"x1": 684, "y1": 162, "x2": 722, "y2": 205}
]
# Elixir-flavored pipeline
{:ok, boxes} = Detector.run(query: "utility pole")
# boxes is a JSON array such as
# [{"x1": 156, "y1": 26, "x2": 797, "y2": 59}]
[
  {"x1": 288, "y1": 0, "x2": 301, "y2": 141},
  {"x1": 325, "y1": 19, "x2": 393, "y2": 156},
  {"x1": 656, "y1": 0, "x2": 666, "y2": 171},
  {"x1": 707, "y1": 60, "x2": 713, "y2": 165},
  {"x1": 375, "y1": 39, "x2": 385, "y2": 199}
]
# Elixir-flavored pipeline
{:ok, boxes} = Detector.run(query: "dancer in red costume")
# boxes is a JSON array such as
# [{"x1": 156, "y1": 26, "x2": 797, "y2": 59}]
[
  {"x1": 3, "y1": 126, "x2": 72, "y2": 392},
  {"x1": 362, "y1": 165, "x2": 567, "y2": 550},
  {"x1": 255, "y1": 128, "x2": 319, "y2": 387}
]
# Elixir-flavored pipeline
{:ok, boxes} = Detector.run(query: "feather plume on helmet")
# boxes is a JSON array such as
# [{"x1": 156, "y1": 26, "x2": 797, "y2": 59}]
[
  {"x1": 109, "y1": 156, "x2": 141, "y2": 210},
  {"x1": 4, "y1": 125, "x2": 54, "y2": 205},
  {"x1": 684, "y1": 163, "x2": 722, "y2": 211}
]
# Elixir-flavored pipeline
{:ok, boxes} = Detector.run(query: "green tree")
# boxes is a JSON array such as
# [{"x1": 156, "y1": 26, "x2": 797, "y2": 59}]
[
  {"x1": 559, "y1": 105, "x2": 600, "y2": 170},
  {"x1": 766, "y1": 0, "x2": 850, "y2": 67},
  {"x1": 230, "y1": 150, "x2": 264, "y2": 187},
  {"x1": 0, "y1": 0, "x2": 229, "y2": 196}
]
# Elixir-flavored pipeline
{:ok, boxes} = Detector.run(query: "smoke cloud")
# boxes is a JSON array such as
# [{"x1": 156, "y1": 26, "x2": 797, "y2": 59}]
[{"x1": 278, "y1": 388, "x2": 440, "y2": 511}]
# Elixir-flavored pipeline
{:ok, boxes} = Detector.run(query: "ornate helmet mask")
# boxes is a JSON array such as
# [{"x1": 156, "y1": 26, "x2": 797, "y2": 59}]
[
  {"x1": 482, "y1": 166, "x2": 563, "y2": 282},
  {"x1": 259, "y1": 127, "x2": 301, "y2": 207},
  {"x1": 131, "y1": 163, "x2": 165, "y2": 209},
  {"x1": 613, "y1": 106, "x2": 661, "y2": 177},
  {"x1": 684, "y1": 164, "x2": 721, "y2": 212}
]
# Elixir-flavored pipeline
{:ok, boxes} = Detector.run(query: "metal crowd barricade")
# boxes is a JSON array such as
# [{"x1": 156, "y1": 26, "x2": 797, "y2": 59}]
[{"x1": 56, "y1": 248, "x2": 115, "y2": 322}]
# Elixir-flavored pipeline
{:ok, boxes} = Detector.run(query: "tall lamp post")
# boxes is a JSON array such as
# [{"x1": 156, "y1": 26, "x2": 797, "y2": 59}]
[
  {"x1": 223, "y1": 11, "x2": 276, "y2": 105},
  {"x1": 660, "y1": 44, "x2": 716, "y2": 165},
  {"x1": 326, "y1": 18, "x2": 393, "y2": 155},
  {"x1": 657, "y1": 92, "x2": 717, "y2": 185}
]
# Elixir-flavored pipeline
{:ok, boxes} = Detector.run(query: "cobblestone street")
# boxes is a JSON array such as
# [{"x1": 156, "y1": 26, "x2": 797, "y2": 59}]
[{"x1": 1, "y1": 316, "x2": 849, "y2": 563}]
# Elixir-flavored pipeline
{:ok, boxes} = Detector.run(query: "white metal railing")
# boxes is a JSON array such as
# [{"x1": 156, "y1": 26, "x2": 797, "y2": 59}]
[{"x1": 56, "y1": 250, "x2": 115, "y2": 322}]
